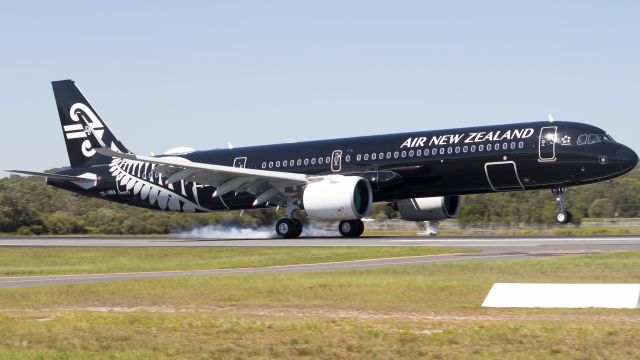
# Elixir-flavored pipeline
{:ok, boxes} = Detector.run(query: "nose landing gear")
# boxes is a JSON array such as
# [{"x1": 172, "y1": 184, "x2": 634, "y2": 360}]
[{"x1": 552, "y1": 186, "x2": 572, "y2": 224}]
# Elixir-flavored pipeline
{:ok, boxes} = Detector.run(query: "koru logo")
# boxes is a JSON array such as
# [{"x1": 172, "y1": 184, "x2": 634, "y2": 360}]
[{"x1": 62, "y1": 103, "x2": 105, "y2": 157}]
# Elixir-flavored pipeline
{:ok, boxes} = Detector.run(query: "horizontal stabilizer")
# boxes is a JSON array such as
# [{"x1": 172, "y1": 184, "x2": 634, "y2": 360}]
[
  {"x1": 5, "y1": 170, "x2": 99, "y2": 183},
  {"x1": 4, "y1": 170, "x2": 98, "y2": 189}
]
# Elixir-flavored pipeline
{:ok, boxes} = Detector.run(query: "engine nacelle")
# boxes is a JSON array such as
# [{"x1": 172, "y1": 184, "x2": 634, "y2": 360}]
[
  {"x1": 302, "y1": 176, "x2": 373, "y2": 220},
  {"x1": 395, "y1": 196, "x2": 461, "y2": 221}
]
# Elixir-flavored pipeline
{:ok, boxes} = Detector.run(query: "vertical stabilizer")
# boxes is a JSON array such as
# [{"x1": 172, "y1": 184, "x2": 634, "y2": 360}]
[{"x1": 52, "y1": 80, "x2": 129, "y2": 167}]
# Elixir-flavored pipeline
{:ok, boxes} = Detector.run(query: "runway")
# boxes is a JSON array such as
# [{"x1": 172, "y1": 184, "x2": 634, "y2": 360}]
[{"x1": 0, "y1": 236, "x2": 639, "y2": 289}]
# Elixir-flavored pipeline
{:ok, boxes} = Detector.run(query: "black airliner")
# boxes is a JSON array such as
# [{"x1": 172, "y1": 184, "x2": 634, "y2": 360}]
[{"x1": 7, "y1": 80, "x2": 638, "y2": 238}]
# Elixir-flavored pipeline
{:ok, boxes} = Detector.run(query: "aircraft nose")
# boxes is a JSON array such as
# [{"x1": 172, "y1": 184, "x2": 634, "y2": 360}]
[{"x1": 615, "y1": 145, "x2": 639, "y2": 169}]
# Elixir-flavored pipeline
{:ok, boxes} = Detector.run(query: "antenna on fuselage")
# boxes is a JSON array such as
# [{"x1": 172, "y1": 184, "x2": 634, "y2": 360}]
[{"x1": 547, "y1": 113, "x2": 555, "y2": 122}]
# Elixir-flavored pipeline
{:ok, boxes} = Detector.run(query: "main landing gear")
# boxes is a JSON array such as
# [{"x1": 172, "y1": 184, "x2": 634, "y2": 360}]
[
  {"x1": 275, "y1": 218, "x2": 303, "y2": 238},
  {"x1": 275, "y1": 202, "x2": 303, "y2": 238},
  {"x1": 338, "y1": 220, "x2": 365, "y2": 237},
  {"x1": 552, "y1": 185, "x2": 572, "y2": 224},
  {"x1": 275, "y1": 204, "x2": 365, "y2": 238}
]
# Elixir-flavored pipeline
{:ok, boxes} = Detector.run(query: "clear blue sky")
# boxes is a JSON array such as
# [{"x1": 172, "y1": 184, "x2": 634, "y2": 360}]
[{"x1": 1, "y1": 1, "x2": 638, "y2": 175}]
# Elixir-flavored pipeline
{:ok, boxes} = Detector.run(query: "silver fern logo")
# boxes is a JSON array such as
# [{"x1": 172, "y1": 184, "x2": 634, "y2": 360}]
[{"x1": 109, "y1": 158, "x2": 209, "y2": 212}]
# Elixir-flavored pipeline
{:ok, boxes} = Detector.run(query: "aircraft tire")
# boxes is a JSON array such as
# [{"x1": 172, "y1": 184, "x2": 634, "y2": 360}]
[
  {"x1": 276, "y1": 218, "x2": 298, "y2": 238},
  {"x1": 339, "y1": 220, "x2": 364, "y2": 237},
  {"x1": 556, "y1": 211, "x2": 572, "y2": 224},
  {"x1": 293, "y1": 219, "x2": 303, "y2": 238}
]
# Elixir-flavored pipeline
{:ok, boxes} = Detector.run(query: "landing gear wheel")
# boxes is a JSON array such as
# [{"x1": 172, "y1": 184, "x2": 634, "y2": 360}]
[
  {"x1": 339, "y1": 220, "x2": 364, "y2": 237},
  {"x1": 292, "y1": 219, "x2": 303, "y2": 238},
  {"x1": 556, "y1": 211, "x2": 572, "y2": 224},
  {"x1": 551, "y1": 186, "x2": 572, "y2": 225},
  {"x1": 354, "y1": 220, "x2": 365, "y2": 237},
  {"x1": 276, "y1": 218, "x2": 299, "y2": 238}
]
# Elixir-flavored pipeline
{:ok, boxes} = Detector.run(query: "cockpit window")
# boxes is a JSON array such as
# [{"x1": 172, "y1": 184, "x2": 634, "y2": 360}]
[
  {"x1": 588, "y1": 134, "x2": 602, "y2": 144},
  {"x1": 578, "y1": 133, "x2": 616, "y2": 145},
  {"x1": 577, "y1": 134, "x2": 588, "y2": 145},
  {"x1": 602, "y1": 134, "x2": 615, "y2": 142}
]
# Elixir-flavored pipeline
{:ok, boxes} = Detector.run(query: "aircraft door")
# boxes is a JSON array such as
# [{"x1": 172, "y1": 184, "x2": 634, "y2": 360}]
[
  {"x1": 331, "y1": 150, "x2": 342, "y2": 172},
  {"x1": 539, "y1": 126, "x2": 557, "y2": 162},
  {"x1": 233, "y1": 157, "x2": 247, "y2": 168},
  {"x1": 484, "y1": 161, "x2": 524, "y2": 191}
]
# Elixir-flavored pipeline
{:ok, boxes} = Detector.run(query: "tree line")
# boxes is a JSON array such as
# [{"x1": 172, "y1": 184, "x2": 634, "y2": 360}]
[{"x1": 1, "y1": 168, "x2": 639, "y2": 235}]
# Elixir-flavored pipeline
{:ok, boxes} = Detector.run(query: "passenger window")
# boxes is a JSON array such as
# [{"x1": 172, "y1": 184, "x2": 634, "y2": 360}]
[
  {"x1": 326, "y1": 157, "x2": 331, "y2": 163},
  {"x1": 479, "y1": 144, "x2": 484, "y2": 151},
  {"x1": 276, "y1": 161, "x2": 281, "y2": 167},
  {"x1": 356, "y1": 154, "x2": 361, "y2": 161},
  {"x1": 455, "y1": 146, "x2": 460, "y2": 154},
  {"x1": 487, "y1": 144, "x2": 492, "y2": 151},
  {"x1": 463, "y1": 146, "x2": 468, "y2": 153},
  {"x1": 345, "y1": 155, "x2": 351, "y2": 162},
  {"x1": 387, "y1": 152, "x2": 392, "y2": 159},
  {"x1": 304, "y1": 159, "x2": 309, "y2": 165},
  {"x1": 311, "y1": 158, "x2": 316, "y2": 165},
  {"x1": 283, "y1": 161, "x2": 287, "y2": 167},
  {"x1": 269, "y1": 161, "x2": 273, "y2": 168},
  {"x1": 409, "y1": 150, "x2": 414, "y2": 157},
  {"x1": 439, "y1": 148, "x2": 445, "y2": 155},
  {"x1": 379, "y1": 152, "x2": 384, "y2": 159},
  {"x1": 424, "y1": 149, "x2": 429, "y2": 156},
  {"x1": 262, "y1": 162, "x2": 266, "y2": 169},
  {"x1": 372, "y1": 153, "x2": 377, "y2": 160},
  {"x1": 319, "y1": 157, "x2": 324, "y2": 165},
  {"x1": 518, "y1": 141, "x2": 524, "y2": 149},
  {"x1": 290, "y1": 160, "x2": 294, "y2": 166},
  {"x1": 577, "y1": 134, "x2": 587, "y2": 145},
  {"x1": 502, "y1": 143, "x2": 508, "y2": 150},
  {"x1": 297, "y1": 159, "x2": 302, "y2": 166},
  {"x1": 416, "y1": 150, "x2": 422, "y2": 156},
  {"x1": 447, "y1": 147, "x2": 452, "y2": 154},
  {"x1": 471, "y1": 145, "x2": 476, "y2": 152},
  {"x1": 432, "y1": 148, "x2": 437, "y2": 155},
  {"x1": 588, "y1": 134, "x2": 601, "y2": 144},
  {"x1": 401, "y1": 151, "x2": 406, "y2": 158},
  {"x1": 510, "y1": 142, "x2": 515, "y2": 149},
  {"x1": 364, "y1": 154, "x2": 369, "y2": 160}
]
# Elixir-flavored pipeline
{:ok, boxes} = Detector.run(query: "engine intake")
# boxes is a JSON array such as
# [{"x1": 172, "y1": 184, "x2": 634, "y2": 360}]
[
  {"x1": 395, "y1": 196, "x2": 461, "y2": 221},
  {"x1": 303, "y1": 176, "x2": 373, "y2": 220}
]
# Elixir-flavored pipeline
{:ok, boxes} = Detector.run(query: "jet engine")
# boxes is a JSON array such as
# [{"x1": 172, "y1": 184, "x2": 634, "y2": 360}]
[
  {"x1": 302, "y1": 175, "x2": 373, "y2": 220},
  {"x1": 394, "y1": 196, "x2": 461, "y2": 221}
]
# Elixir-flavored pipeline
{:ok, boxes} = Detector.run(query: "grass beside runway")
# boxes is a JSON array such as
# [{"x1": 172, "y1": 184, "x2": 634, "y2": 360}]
[
  {"x1": 0, "y1": 247, "x2": 473, "y2": 277},
  {"x1": 2, "y1": 250, "x2": 640, "y2": 358},
  {"x1": 1, "y1": 311, "x2": 639, "y2": 359}
]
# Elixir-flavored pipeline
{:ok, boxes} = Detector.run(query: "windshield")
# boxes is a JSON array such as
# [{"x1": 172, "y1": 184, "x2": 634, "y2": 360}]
[
  {"x1": 580, "y1": 133, "x2": 616, "y2": 145},
  {"x1": 601, "y1": 134, "x2": 615, "y2": 142}
]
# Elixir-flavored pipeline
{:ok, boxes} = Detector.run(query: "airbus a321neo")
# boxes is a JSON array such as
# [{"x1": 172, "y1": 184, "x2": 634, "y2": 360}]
[{"x1": 8, "y1": 80, "x2": 638, "y2": 238}]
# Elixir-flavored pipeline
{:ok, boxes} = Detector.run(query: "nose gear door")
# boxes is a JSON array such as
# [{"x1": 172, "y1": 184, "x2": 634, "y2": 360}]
[{"x1": 539, "y1": 126, "x2": 557, "y2": 162}]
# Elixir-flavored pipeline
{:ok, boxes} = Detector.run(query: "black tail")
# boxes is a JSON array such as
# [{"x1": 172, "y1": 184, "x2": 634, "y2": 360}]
[{"x1": 52, "y1": 80, "x2": 129, "y2": 168}]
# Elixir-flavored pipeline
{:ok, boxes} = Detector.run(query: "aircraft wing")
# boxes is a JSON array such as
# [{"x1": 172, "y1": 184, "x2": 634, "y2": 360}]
[{"x1": 95, "y1": 147, "x2": 310, "y2": 207}]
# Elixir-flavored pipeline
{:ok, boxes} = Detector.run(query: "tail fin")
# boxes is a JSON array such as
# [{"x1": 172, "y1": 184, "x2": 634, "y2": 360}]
[{"x1": 52, "y1": 80, "x2": 130, "y2": 168}]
